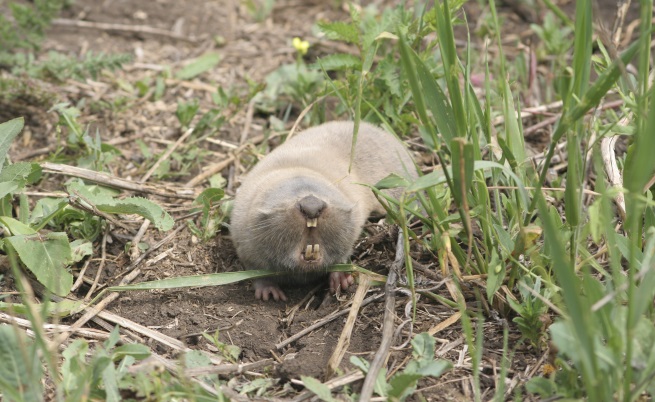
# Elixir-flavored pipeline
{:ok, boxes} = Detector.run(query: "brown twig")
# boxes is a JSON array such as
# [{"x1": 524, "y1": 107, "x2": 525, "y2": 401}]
[
  {"x1": 84, "y1": 227, "x2": 109, "y2": 300},
  {"x1": 52, "y1": 18, "x2": 199, "y2": 43},
  {"x1": 71, "y1": 257, "x2": 92, "y2": 292},
  {"x1": 325, "y1": 275, "x2": 371, "y2": 379},
  {"x1": 141, "y1": 127, "x2": 195, "y2": 183},
  {"x1": 129, "y1": 220, "x2": 151, "y2": 261},
  {"x1": 53, "y1": 224, "x2": 186, "y2": 346},
  {"x1": 43, "y1": 162, "x2": 196, "y2": 200},
  {"x1": 359, "y1": 232, "x2": 404, "y2": 402},
  {"x1": 275, "y1": 292, "x2": 385, "y2": 350}
]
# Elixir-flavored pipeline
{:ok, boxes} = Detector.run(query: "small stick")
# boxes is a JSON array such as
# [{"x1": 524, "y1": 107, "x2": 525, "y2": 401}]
[
  {"x1": 325, "y1": 275, "x2": 371, "y2": 379},
  {"x1": 71, "y1": 258, "x2": 93, "y2": 292},
  {"x1": 239, "y1": 100, "x2": 256, "y2": 145},
  {"x1": 600, "y1": 135, "x2": 626, "y2": 220},
  {"x1": 129, "y1": 220, "x2": 151, "y2": 261},
  {"x1": 42, "y1": 162, "x2": 196, "y2": 199},
  {"x1": 141, "y1": 127, "x2": 194, "y2": 183},
  {"x1": 287, "y1": 96, "x2": 326, "y2": 140},
  {"x1": 52, "y1": 18, "x2": 199, "y2": 43},
  {"x1": 0, "y1": 312, "x2": 120, "y2": 342},
  {"x1": 185, "y1": 131, "x2": 286, "y2": 187},
  {"x1": 84, "y1": 227, "x2": 109, "y2": 300},
  {"x1": 53, "y1": 225, "x2": 186, "y2": 346},
  {"x1": 359, "y1": 232, "x2": 405, "y2": 402},
  {"x1": 183, "y1": 359, "x2": 273, "y2": 377},
  {"x1": 275, "y1": 292, "x2": 385, "y2": 350}
]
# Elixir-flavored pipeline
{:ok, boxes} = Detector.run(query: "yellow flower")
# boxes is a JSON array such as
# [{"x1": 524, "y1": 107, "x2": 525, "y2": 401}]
[{"x1": 292, "y1": 37, "x2": 309, "y2": 56}]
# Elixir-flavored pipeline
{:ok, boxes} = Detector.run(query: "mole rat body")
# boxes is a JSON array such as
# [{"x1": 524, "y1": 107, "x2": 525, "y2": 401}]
[{"x1": 230, "y1": 121, "x2": 417, "y2": 301}]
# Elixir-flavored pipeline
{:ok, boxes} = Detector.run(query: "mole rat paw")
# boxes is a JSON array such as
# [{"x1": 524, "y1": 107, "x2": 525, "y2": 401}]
[
  {"x1": 254, "y1": 279, "x2": 287, "y2": 301},
  {"x1": 329, "y1": 272, "x2": 354, "y2": 294}
]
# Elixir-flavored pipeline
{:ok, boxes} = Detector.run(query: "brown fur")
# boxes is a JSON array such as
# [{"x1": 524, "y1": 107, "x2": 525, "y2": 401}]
[{"x1": 230, "y1": 121, "x2": 417, "y2": 299}]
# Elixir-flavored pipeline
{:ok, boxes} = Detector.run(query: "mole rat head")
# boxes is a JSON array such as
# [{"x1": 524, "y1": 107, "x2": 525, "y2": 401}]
[{"x1": 253, "y1": 177, "x2": 358, "y2": 273}]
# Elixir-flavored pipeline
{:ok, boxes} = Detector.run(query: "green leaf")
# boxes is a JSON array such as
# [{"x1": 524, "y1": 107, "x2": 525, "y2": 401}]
[
  {"x1": 175, "y1": 52, "x2": 222, "y2": 80},
  {"x1": 6, "y1": 232, "x2": 73, "y2": 296},
  {"x1": 387, "y1": 373, "x2": 422, "y2": 400},
  {"x1": 0, "y1": 216, "x2": 37, "y2": 235},
  {"x1": 0, "y1": 118, "x2": 24, "y2": 174},
  {"x1": 68, "y1": 181, "x2": 174, "y2": 231},
  {"x1": 0, "y1": 299, "x2": 84, "y2": 317},
  {"x1": 112, "y1": 344, "x2": 151, "y2": 361},
  {"x1": 525, "y1": 377, "x2": 558, "y2": 397},
  {"x1": 450, "y1": 138, "x2": 474, "y2": 206},
  {"x1": 0, "y1": 181, "x2": 20, "y2": 201},
  {"x1": 317, "y1": 21, "x2": 359, "y2": 44},
  {"x1": 411, "y1": 332, "x2": 436, "y2": 360},
  {"x1": 195, "y1": 187, "x2": 225, "y2": 207},
  {"x1": 0, "y1": 162, "x2": 41, "y2": 185},
  {"x1": 349, "y1": 356, "x2": 388, "y2": 397},
  {"x1": 70, "y1": 239, "x2": 93, "y2": 263},
  {"x1": 314, "y1": 53, "x2": 362, "y2": 71},
  {"x1": 414, "y1": 360, "x2": 451, "y2": 377},
  {"x1": 301, "y1": 376, "x2": 337, "y2": 402},
  {"x1": 0, "y1": 325, "x2": 43, "y2": 402},
  {"x1": 485, "y1": 251, "x2": 504, "y2": 303},
  {"x1": 407, "y1": 161, "x2": 528, "y2": 206},
  {"x1": 374, "y1": 173, "x2": 411, "y2": 190}
]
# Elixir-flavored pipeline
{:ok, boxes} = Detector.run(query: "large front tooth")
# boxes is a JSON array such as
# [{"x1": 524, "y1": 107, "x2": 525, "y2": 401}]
[
  {"x1": 306, "y1": 218, "x2": 318, "y2": 228},
  {"x1": 313, "y1": 244, "x2": 319, "y2": 256},
  {"x1": 305, "y1": 244, "x2": 313, "y2": 258}
]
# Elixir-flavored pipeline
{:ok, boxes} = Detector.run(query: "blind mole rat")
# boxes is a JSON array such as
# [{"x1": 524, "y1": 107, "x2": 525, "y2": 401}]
[{"x1": 230, "y1": 121, "x2": 417, "y2": 301}]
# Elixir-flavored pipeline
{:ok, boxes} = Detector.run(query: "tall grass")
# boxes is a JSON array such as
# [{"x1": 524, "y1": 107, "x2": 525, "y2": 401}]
[{"x1": 395, "y1": 0, "x2": 655, "y2": 399}]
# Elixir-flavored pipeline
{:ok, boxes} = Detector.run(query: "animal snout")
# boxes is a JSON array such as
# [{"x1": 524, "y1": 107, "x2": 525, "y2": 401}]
[{"x1": 297, "y1": 195, "x2": 327, "y2": 221}]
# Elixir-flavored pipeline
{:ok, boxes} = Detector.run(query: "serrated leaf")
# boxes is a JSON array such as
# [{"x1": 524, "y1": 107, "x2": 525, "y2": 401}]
[
  {"x1": 176, "y1": 52, "x2": 222, "y2": 80},
  {"x1": 318, "y1": 21, "x2": 359, "y2": 44},
  {"x1": 96, "y1": 197, "x2": 174, "y2": 231},
  {"x1": 0, "y1": 162, "x2": 41, "y2": 185},
  {"x1": 0, "y1": 325, "x2": 43, "y2": 402},
  {"x1": 68, "y1": 181, "x2": 174, "y2": 231},
  {"x1": 0, "y1": 118, "x2": 24, "y2": 175},
  {"x1": 314, "y1": 53, "x2": 361, "y2": 71},
  {"x1": 6, "y1": 232, "x2": 73, "y2": 296},
  {"x1": 301, "y1": 376, "x2": 337, "y2": 402}
]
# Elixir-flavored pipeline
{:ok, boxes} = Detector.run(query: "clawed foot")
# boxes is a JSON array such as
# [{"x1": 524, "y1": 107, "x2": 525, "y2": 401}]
[
  {"x1": 254, "y1": 279, "x2": 287, "y2": 301},
  {"x1": 329, "y1": 271, "x2": 354, "y2": 294}
]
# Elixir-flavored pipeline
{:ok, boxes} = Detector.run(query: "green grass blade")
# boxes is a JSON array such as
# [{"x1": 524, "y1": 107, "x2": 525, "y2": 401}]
[
  {"x1": 525, "y1": 35, "x2": 643, "y2": 224},
  {"x1": 109, "y1": 270, "x2": 280, "y2": 291},
  {"x1": 537, "y1": 194, "x2": 600, "y2": 400}
]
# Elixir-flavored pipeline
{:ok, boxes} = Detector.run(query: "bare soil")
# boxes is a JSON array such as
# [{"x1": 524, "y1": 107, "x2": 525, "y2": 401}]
[{"x1": 2, "y1": 0, "x2": 643, "y2": 400}]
